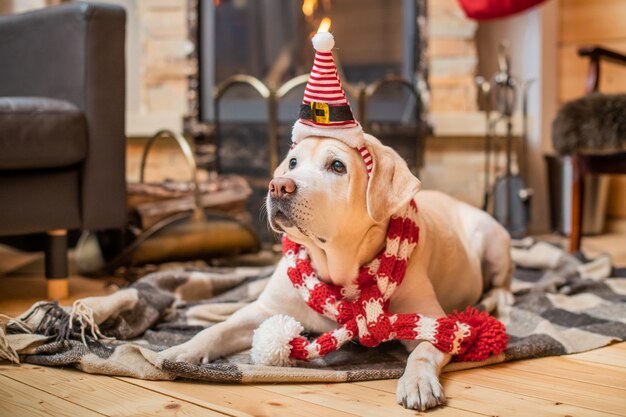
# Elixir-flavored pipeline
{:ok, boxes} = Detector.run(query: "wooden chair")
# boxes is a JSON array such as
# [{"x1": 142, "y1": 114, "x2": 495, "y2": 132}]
[{"x1": 552, "y1": 47, "x2": 626, "y2": 252}]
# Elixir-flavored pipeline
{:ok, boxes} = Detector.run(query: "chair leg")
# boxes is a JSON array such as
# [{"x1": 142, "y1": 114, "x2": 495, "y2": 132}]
[
  {"x1": 45, "y1": 230, "x2": 69, "y2": 300},
  {"x1": 569, "y1": 155, "x2": 584, "y2": 252}
]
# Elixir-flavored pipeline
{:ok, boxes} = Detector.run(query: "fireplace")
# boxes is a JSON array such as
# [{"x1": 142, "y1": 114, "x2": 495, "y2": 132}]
[{"x1": 185, "y1": 0, "x2": 429, "y2": 242}]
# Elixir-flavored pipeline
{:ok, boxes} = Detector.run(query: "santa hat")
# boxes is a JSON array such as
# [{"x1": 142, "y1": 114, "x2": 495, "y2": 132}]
[{"x1": 292, "y1": 32, "x2": 373, "y2": 176}]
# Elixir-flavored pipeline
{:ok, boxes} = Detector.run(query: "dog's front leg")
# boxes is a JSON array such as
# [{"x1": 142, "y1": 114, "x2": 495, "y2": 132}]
[
  {"x1": 396, "y1": 339, "x2": 451, "y2": 411},
  {"x1": 156, "y1": 301, "x2": 272, "y2": 365},
  {"x1": 392, "y1": 277, "x2": 452, "y2": 411}
]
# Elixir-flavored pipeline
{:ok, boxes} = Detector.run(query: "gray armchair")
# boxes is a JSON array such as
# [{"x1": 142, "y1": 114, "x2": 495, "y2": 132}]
[{"x1": 0, "y1": 2, "x2": 127, "y2": 298}]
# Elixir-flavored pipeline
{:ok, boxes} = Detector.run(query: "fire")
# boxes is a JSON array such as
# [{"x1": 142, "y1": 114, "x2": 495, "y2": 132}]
[
  {"x1": 302, "y1": 0, "x2": 317, "y2": 17},
  {"x1": 317, "y1": 17, "x2": 331, "y2": 33}
]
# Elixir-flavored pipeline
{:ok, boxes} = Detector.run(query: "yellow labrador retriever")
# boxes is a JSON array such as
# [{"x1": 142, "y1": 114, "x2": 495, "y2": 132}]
[{"x1": 158, "y1": 133, "x2": 513, "y2": 411}]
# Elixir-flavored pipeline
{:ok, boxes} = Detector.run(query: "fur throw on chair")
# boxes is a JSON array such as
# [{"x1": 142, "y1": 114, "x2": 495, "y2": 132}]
[{"x1": 552, "y1": 93, "x2": 626, "y2": 154}]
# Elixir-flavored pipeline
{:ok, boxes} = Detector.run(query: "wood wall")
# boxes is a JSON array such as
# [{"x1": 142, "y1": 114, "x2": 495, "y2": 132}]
[
  {"x1": 558, "y1": 0, "x2": 626, "y2": 221},
  {"x1": 428, "y1": 0, "x2": 478, "y2": 113},
  {"x1": 559, "y1": 0, "x2": 626, "y2": 102}
]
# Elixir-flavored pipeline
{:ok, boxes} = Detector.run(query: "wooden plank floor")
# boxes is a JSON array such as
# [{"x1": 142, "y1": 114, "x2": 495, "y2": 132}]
[{"x1": 1, "y1": 234, "x2": 625, "y2": 416}]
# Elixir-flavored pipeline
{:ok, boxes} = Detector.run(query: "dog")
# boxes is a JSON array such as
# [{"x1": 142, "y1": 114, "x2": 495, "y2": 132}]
[{"x1": 158, "y1": 132, "x2": 513, "y2": 411}]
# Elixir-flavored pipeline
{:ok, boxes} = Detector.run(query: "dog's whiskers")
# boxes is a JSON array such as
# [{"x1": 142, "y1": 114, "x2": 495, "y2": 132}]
[{"x1": 259, "y1": 202, "x2": 269, "y2": 223}]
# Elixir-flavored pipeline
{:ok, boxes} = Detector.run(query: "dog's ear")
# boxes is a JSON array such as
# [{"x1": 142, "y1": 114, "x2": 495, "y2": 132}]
[{"x1": 364, "y1": 134, "x2": 421, "y2": 223}]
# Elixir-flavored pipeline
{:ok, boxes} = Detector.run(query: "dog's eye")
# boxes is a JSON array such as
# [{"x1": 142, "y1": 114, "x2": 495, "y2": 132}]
[
  {"x1": 331, "y1": 160, "x2": 346, "y2": 174},
  {"x1": 288, "y1": 158, "x2": 297, "y2": 170}
]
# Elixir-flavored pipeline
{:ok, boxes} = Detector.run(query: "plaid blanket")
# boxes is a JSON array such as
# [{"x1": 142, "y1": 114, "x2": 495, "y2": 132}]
[{"x1": 1, "y1": 239, "x2": 625, "y2": 382}]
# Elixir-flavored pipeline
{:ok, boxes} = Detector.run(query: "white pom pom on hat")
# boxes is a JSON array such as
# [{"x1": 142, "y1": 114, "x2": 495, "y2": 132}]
[
  {"x1": 291, "y1": 30, "x2": 372, "y2": 176},
  {"x1": 292, "y1": 30, "x2": 366, "y2": 149},
  {"x1": 311, "y1": 31, "x2": 335, "y2": 53}
]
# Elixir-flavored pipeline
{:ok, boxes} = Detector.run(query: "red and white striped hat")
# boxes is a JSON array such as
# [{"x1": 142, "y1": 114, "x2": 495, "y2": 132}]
[{"x1": 292, "y1": 32, "x2": 373, "y2": 176}]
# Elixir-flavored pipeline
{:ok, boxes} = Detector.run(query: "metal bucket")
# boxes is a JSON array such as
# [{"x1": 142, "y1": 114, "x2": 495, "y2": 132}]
[{"x1": 545, "y1": 155, "x2": 610, "y2": 235}]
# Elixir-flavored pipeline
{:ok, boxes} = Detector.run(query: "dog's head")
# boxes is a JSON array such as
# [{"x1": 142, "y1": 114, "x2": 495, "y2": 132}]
[{"x1": 266, "y1": 133, "x2": 421, "y2": 247}]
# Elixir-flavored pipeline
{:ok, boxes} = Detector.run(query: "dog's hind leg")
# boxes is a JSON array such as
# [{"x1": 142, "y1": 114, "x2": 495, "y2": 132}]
[{"x1": 480, "y1": 224, "x2": 514, "y2": 314}]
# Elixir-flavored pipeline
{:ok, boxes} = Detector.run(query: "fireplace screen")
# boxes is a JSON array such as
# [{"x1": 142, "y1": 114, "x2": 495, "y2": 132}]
[{"x1": 199, "y1": 0, "x2": 419, "y2": 122}]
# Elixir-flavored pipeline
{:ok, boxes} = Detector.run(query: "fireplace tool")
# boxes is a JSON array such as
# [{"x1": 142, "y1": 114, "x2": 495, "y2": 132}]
[
  {"x1": 475, "y1": 75, "x2": 492, "y2": 212},
  {"x1": 480, "y1": 42, "x2": 533, "y2": 237}
]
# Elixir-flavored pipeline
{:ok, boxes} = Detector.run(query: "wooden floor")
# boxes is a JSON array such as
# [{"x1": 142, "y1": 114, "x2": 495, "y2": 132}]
[{"x1": 1, "y1": 234, "x2": 625, "y2": 416}]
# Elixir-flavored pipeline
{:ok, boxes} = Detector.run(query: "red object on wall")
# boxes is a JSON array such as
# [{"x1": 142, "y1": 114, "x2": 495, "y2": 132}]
[{"x1": 456, "y1": 0, "x2": 548, "y2": 20}]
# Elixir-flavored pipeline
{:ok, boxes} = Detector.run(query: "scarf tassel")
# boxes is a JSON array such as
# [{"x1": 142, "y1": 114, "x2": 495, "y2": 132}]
[{"x1": 451, "y1": 307, "x2": 509, "y2": 362}]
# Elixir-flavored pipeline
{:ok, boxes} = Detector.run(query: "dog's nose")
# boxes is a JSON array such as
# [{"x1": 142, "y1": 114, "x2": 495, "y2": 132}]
[{"x1": 269, "y1": 177, "x2": 297, "y2": 199}]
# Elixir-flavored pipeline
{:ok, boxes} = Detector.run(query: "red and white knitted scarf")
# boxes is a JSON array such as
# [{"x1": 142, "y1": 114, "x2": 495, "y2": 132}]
[{"x1": 251, "y1": 201, "x2": 508, "y2": 366}]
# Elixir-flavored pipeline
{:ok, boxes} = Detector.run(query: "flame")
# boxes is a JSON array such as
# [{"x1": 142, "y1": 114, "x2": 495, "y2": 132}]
[
  {"x1": 317, "y1": 17, "x2": 331, "y2": 33},
  {"x1": 302, "y1": 0, "x2": 317, "y2": 17}
]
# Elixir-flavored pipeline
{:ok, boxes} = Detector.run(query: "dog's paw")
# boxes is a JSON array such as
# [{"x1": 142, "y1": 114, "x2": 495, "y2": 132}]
[
  {"x1": 156, "y1": 342, "x2": 210, "y2": 366},
  {"x1": 396, "y1": 366, "x2": 446, "y2": 411}
]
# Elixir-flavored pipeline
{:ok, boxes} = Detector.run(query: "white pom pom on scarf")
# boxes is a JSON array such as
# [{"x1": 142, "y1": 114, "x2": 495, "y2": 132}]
[{"x1": 251, "y1": 315, "x2": 304, "y2": 367}]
